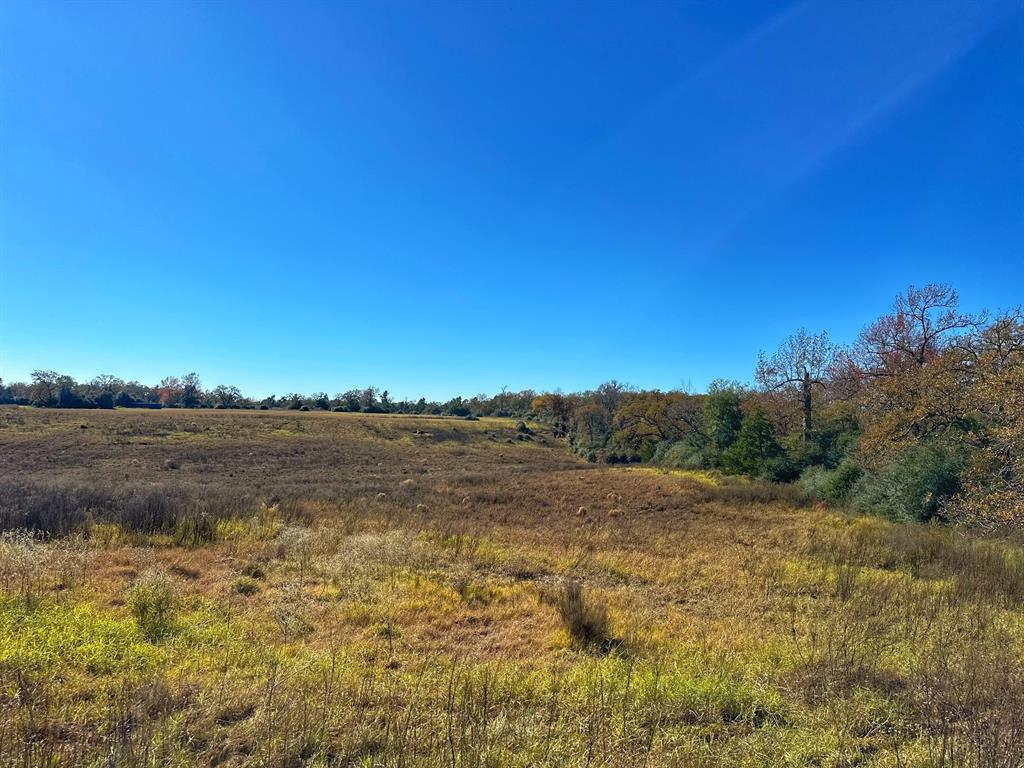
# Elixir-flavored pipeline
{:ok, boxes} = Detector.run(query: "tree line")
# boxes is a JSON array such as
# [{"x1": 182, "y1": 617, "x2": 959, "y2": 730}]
[
  {"x1": 2, "y1": 283, "x2": 1021, "y2": 529},
  {"x1": 0, "y1": 372, "x2": 540, "y2": 418},
  {"x1": 532, "y1": 284, "x2": 1022, "y2": 530}
]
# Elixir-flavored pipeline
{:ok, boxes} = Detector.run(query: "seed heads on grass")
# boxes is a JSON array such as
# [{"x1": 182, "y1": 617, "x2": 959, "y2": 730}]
[
  {"x1": 272, "y1": 578, "x2": 311, "y2": 642},
  {"x1": 0, "y1": 530, "x2": 43, "y2": 603},
  {"x1": 48, "y1": 534, "x2": 95, "y2": 592}
]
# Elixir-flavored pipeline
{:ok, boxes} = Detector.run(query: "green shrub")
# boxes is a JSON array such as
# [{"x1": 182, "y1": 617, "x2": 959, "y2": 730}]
[
  {"x1": 798, "y1": 465, "x2": 831, "y2": 500},
  {"x1": 638, "y1": 439, "x2": 658, "y2": 463},
  {"x1": 655, "y1": 440, "x2": 708, "y2": 470},
  {"x1": 799, "y1": 460, "x2": 863, "y2": 504},
  {"x1": 126, "y1": 573, "x2": 179, "y2": 640},
  {"x1": 703, "y1": 384, "x2": 744, "y2": 457},
  {"x1": 240, "y1": 561, "x2": 266, "y2": 580},
  {"x1": 721, "y1": 411, "x2": 789, "y2": 479},
  {"x1": 849, "y1": 442, "x2": 966, "y2": 522},
  {"x1": 232, "y1": 576, "x2": 260, "y2": 596},
  {"x1": 825, "y1": 460, "x2": 863, "y2": 502}
]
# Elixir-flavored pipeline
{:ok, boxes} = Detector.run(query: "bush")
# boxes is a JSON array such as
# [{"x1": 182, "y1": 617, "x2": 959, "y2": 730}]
[
  {"x1": 0, "y1": 481, "x2": 253, "y2": 538},
  {"x1": 721, "y1": 412, "x2": 794, "y2": 480},
  {"x1": 95, "y1": 392, "x2": 115, "y2": 409},
  {"x1": 232, "y1": 576, "x2": 260, "y2": 595},
  {"x1": 638, "y1": 439, "x2": 658, "y2": 463},
  {"x1": 799, "y1": 460, "x2": 863, "y2": 504},
  {"x1": 173, "y1": 512, "x2": 217, "y2": 547},
  {"x1": 127, "y1": 573, "x2": 179, "y2": 640},
  {"x1": 547, "y1": 580, "x2": 611, "y2": 651},
  {"x1": 798, "y1": 465, "x2": 831, "y2": 500},
  {"x1": 655, "y1": 441, "x2": 708, "y2": 470},
  {"x1": 849, "y1": 442, "x2": 966, "y2": 522},
  {"x1": 825, "y1": 460, "x2": 863, "y2": 502},
  {"x1": 240, "y1": 561, "x2": 266, "y2": 580},
  {"x1": 58, "y1": 387, "x2": 93, "y2": 409}
]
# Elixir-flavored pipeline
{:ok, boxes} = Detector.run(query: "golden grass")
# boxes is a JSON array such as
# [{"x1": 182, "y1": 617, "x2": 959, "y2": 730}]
[{"x1": 0, "y1": 407, "x2": 1022, "y2": 766}]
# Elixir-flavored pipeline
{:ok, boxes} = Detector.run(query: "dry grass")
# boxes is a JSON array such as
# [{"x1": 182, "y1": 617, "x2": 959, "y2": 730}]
[{"x1": 0, "y1": 406, "x2": 1022, "y2": 766}]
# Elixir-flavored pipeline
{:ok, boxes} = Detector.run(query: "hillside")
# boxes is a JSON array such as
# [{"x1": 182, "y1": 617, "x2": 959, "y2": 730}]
[{"x1": 1, "y1": 407, "x2": 1022, "y2": 766}]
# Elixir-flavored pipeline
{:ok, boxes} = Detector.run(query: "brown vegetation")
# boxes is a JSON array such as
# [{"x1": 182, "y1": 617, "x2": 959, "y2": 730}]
[{"x1": 0, "y1": 407, "x2": 1022, "y2": 766}]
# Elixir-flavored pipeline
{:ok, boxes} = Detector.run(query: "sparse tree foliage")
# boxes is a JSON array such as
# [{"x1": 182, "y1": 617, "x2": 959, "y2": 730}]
[{"x1": 756, "y1": 329, "x2": 836, "y2": 444}]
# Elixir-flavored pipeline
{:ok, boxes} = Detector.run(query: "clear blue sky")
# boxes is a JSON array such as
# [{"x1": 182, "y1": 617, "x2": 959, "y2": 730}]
[{"x1": 1, "y1": 0, "x2": 1021, "y2": 400}]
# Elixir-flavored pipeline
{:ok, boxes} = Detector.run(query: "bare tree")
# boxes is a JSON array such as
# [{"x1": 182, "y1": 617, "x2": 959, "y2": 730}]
[
  {"x1": 595, "y1": 380, "x2": 632, "y2": 415},
  {"x1": 756, "y1": 329, "x2": 836, "y2": 444},
  {"x1": 857, "y1": 284, "x2": 980, "y2": 374}
]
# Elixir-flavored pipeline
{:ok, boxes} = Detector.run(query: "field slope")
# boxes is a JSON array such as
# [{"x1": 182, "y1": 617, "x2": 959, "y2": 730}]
[{"x1": 1, "y1": 407, "x2": 1022, "y2": 767}]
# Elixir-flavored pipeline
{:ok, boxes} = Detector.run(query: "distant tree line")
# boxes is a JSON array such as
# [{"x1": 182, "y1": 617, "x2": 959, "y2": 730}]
[
  {"x1": 0, "y1": 372, "x2": 540, "y2": 418},
  {"x1": 2, "y1": 284, "x2": 1021, "y2": 529}
]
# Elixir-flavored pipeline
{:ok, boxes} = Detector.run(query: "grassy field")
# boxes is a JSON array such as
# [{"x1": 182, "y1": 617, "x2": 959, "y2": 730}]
[{"x1": 1, "y1": 407, "x2": 1023, "y2": 767}]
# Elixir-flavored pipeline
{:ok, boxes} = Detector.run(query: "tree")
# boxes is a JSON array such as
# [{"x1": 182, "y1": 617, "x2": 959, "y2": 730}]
[
  {"x1": 182, "y1": 372, "x2": 202, "y2": 408},
  {"x1": 122, "y1": 381, "x2": 158, "y2": 404},
  {"x1": 571, "y1": 402, "x2": 613, "y2": 457},
  {"x1": 58, "y1": 385, "x2": 91, "y2": 409},
  {"x1": 360, "y1": 387, "x2": 379, "y2": 412},
  {"x1": 335, "y1": 391, "x2": 362, "y2": 412},
  {"x1": 941, "y1": 309, "x2": 1024, "y2": 530},
  {"x1": 532, "y1": 393, "x2": 573, "y2": 437},
  {"x1": 848, "y1": 286, "x2": 985, "y2": 461},
  {"x1": 613, "y1": 391, "x2": 704, "y2": 453},
  {"x1": 595, "y1": 380, "x2": 632, "y2": 415},
  {"x1": 756, "y1": 329, "x2": 836, "y2": 445},
  {"x1": 856, "y1": 284, "x2": 979, "y2": 376},
  {"x1": 721, "y1": 411, "x2": 786, "y2": 478},
  {"x1": 703, "y1": 382, "x2": 744, "y2": 458},
  {"x1": 30, "y1": 370, "x2": 69, "y2": 407},
  {"x1": 443, "y1": 396, "x2": 470, "y2": 417},
  {"x1": 28, "y1": 371, "x2": 54, "y2": 406},
  {"x1": 212, "y1": 385, "x2": 242, "y2": 409},
  {"x1": 90, "y1": 374, "x2": 124, "y2": 394},
  {"x1": 158, "y1": 377, "x2": 183, "y2": 406}
]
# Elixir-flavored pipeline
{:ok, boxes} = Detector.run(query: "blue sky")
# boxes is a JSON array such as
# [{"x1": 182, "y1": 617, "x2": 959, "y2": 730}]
[{"x1": 1, "y1": 0, "x2": 1021, "y2": 400}]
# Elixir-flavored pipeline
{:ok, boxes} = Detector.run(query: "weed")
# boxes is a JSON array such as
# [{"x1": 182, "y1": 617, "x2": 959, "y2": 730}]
[
  {"x1": 232, "y1": 575, "x2": 261, "y2": 596},
  {"x1": 126, "y1": 571, "x2": 179, "y2": 640},
  {"x1": 547, "y1": 579, "x2": 612, "y2": 651}
]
